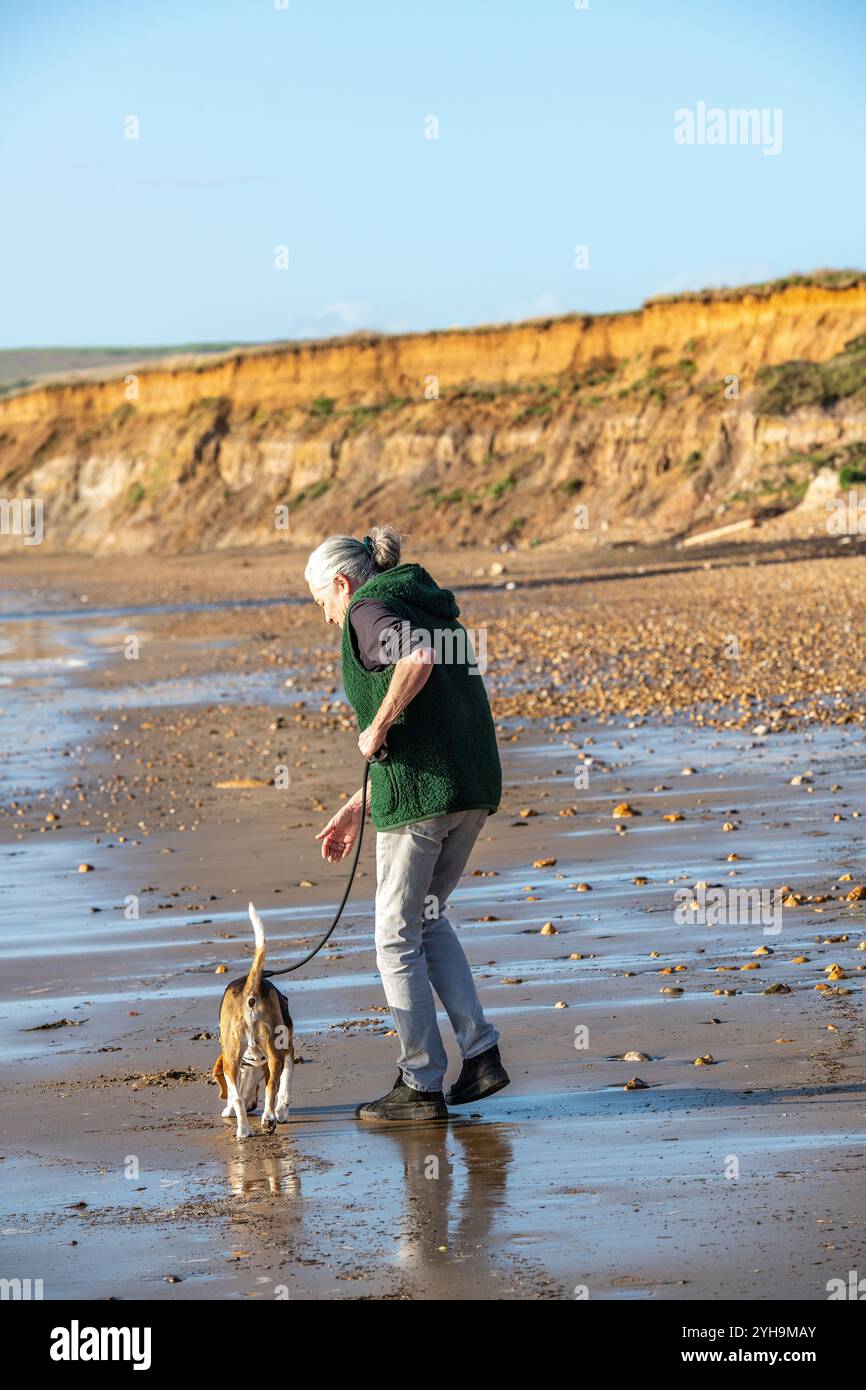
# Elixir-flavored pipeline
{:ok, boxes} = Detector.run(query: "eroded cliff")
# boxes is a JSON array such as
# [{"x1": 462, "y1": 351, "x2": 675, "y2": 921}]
[{"x1": 2, "y1": 275, "x2": 865, "y2": 553}]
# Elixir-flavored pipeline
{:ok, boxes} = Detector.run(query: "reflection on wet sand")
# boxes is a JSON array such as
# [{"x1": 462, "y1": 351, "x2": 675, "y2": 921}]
[
  {"x1": 225, "y1": 1147, "x2": 302, "y2": 1200},
  {"x1": 388, "y1": 1121, "x2": 514, "y2": 1271},
  {"x1": 213, "y1": 1112, "x2": 518, "y2": 1294}
]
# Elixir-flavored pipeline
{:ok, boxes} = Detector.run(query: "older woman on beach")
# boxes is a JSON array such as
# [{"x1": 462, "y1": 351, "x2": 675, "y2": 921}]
[{"x1": 306, "y1": 524, "x2": 510, "y2": 1121}]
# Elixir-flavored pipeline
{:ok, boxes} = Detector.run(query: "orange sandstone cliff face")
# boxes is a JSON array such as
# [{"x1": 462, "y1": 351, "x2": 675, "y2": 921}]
[{"x1": 1, "y1": 281, "x2": 865, "y2": 554}]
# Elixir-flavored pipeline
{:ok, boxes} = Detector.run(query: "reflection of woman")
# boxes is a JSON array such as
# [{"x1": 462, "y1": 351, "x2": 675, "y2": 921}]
[{"x1": 306, "y1": 524, "x2": 510, "y2": 1121}]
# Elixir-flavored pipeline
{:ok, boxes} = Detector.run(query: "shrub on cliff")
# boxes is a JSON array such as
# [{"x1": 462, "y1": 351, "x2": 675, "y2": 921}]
[{"x1": 754, "y1": 337, "x2": 866, "y2": 414}]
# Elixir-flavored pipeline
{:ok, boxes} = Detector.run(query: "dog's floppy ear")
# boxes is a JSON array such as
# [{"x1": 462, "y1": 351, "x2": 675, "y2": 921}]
[{"x1": 212, "y1": 1053, "x2": 228, "y2": 1101}]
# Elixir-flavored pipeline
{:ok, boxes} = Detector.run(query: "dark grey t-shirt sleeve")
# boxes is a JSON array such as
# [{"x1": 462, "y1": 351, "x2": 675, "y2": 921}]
[{"x1": 349, "y1": 600, "x2": 430, "y2": 672}]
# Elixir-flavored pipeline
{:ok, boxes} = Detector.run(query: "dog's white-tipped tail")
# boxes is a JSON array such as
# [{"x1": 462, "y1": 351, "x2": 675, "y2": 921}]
[
  {"x1": 249, "y1": 902, "x2": 265, "y2": 950},
  {"x1": 245, "y1": 902, "x2": 267, "y2": 1003}
]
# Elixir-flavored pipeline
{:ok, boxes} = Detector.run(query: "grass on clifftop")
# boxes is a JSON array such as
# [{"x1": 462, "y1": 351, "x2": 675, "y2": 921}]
[{"x1": 645, "y1": 268, "x2": 865, "y2": 308}]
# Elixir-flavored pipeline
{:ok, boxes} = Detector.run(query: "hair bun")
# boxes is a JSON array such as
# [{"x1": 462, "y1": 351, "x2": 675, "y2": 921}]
[{"x1": 364, "y1": 523, "x2": 402, "y2": 570}]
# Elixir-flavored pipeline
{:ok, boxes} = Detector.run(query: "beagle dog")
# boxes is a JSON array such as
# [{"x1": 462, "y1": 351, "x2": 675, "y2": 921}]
[{"x1": 213, "y1": 904, "x2": 295, "y2": 1139}]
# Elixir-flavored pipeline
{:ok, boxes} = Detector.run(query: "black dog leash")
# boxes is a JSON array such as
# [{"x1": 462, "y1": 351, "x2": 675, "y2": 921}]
[{"x1": 262, "y1": 749, "x2": 384, "y2": 979}]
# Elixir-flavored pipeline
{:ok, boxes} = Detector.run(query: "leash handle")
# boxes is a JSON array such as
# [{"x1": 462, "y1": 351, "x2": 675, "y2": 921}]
[{"x1": 263, "y1": 758, "x2": 372, "y2": 978}]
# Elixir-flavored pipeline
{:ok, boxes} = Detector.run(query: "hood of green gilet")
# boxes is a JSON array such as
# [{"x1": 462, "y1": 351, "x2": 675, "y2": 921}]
[{"x1": 347, "y1": 562, "x2": 459, "y2": 622}]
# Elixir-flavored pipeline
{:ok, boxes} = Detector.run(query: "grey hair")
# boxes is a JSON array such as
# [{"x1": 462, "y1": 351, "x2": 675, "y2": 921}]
[{"x1": 304, "y1": 523, "x2": 402, "y2": 592}]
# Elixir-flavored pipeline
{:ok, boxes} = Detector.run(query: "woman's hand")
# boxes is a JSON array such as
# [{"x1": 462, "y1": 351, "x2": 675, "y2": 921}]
[
  {"x1": 358, "y1": 722, "x2": 388, "y2": 760},
  {"x1": 316, "y1": 799, "x2": 362, "y2": 863}
]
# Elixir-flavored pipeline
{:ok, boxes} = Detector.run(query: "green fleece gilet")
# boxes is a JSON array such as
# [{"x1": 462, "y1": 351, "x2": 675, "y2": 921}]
[{"x1": 341, "y1": 563, "x2": 502, "y2": 831}]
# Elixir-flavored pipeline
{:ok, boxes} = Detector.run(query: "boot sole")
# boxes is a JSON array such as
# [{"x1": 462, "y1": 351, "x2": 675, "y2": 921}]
[
  {"x1": 445, "y1": 1071, "x2": 510, "y2": 1106},
  {"x1": 355, "y1": 1103, "x2": 449, "y2": 1122}
]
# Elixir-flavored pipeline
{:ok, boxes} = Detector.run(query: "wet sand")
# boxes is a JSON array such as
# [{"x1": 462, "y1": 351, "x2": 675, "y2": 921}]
[{"x1": 1, "y1": 544, "x2": 866, "y2": 1300}]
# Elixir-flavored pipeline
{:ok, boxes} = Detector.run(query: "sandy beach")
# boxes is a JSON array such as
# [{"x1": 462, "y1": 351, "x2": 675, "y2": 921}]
[{"x1": 1, "y1": 539, "x2": 865, "y2": 1301}]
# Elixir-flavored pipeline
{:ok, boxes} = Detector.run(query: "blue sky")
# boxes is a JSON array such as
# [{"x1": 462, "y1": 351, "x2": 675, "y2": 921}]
[{"x1": 1, "y1": 0, "x2": 864, "y2": 347}]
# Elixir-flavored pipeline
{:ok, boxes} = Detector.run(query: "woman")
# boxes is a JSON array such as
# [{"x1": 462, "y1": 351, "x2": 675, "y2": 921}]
[{"x1": 306, "y1": 523, "x2": 510, "y2": 1121}]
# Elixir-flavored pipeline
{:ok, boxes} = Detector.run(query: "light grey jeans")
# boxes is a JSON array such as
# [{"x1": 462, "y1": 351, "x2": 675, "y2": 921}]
[{"x1": 374, "y1": 808, "x2": 499, "y2": 1091}]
